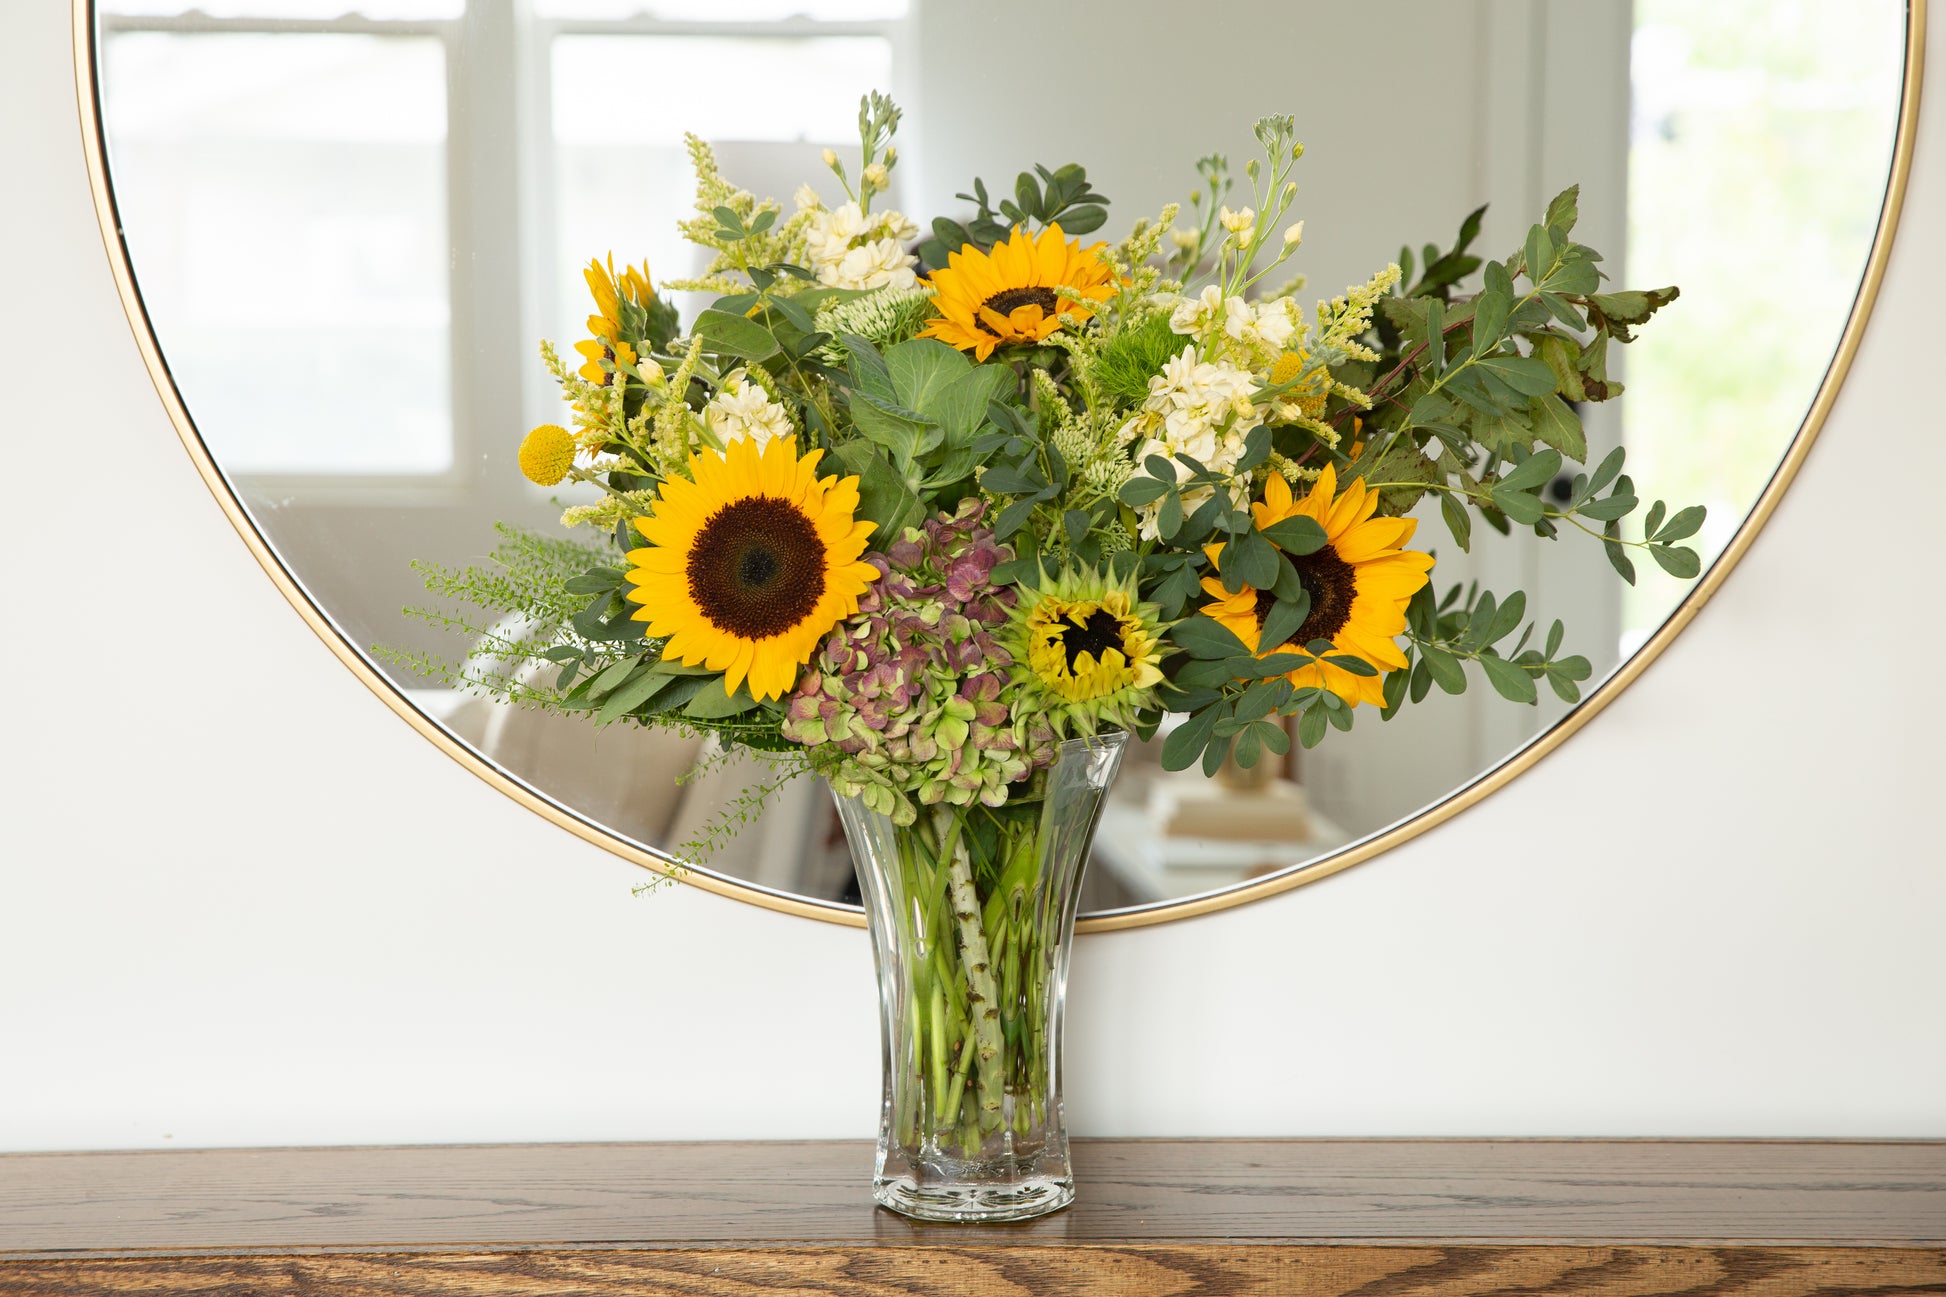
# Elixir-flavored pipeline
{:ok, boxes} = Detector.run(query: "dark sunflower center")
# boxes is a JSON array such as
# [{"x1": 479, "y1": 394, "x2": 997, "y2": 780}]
[
  {"x1": 977, "y1": 286, "x2": 1060, "y2": 337},
  {"x1": 1058, "y1": 608, "x2": 1127, "y2": 672},
  {"x1": 686, "y1": 495, "x2": 826, "y2": 639},
  {"x1": 1254, "y1": 545, "x2": 1357, "y2": 650}
]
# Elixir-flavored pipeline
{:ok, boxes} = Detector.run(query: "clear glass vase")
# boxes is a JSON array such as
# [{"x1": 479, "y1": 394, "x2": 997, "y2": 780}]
[{"x1": 833, "y1": 732, "x2": 1128, "y2": 1222}]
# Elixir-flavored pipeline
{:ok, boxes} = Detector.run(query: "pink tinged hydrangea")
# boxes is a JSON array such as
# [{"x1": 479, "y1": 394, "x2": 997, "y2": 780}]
[{"x1": 780, "y1": 498, "x2": 1049, "y2": 824}]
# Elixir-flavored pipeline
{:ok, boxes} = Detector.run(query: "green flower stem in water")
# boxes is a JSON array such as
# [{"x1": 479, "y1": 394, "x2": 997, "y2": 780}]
[
  {"x1": 875, "y1": 800, "x2": 1054, "y2": 1154},
  {"x1": 936, "y1": 806, "x2": 1007, "y2": 1132}
]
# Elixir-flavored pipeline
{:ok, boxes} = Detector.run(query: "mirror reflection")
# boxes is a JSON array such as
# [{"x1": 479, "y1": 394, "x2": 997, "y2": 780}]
[{"x1": 95, "y1": 0, "x2": 1904, "y2": 914}]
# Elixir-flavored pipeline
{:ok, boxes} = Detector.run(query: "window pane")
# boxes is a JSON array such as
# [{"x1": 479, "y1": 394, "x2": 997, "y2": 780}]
[
  {"x1": 1622, "y1": 0, "x2": 1901, "y2": 640},
  {"x1": 535, "y1": 0, "x2": 906, "y2": 20},
  {"x1": 103, "y1": 32, "x2": 452, "y2": 474},
  {"x1": 549, "y1": 34, "x2": 893, "y2": 351},
  {"x1": 100, "y1": 0, "x2": 463, "y2": 18}
]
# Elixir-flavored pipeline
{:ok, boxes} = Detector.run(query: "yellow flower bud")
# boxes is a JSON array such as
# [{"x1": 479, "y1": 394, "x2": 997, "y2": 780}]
[
  {"x1": 1283, "y1": 220, "x2": 1305, "y2": 248},
  {"x1": 821, "y1": 147, "x2": 839, "y2": 169},
  {"x1": 518, "y1": 424, "x2": 577, "y2": 486}
]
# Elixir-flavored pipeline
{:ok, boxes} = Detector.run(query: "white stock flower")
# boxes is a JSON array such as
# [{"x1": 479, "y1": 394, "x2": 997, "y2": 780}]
[
  {"x1": 1169, "y1": 285, "x2": 1226, "y2": 339},
  {"x1": 832, "y1": 237, "x2": 918, "y2": 291},
  {"x1": 705, "y1": 373, "x2": 794, "y2": 449},
  {"x1": 1126, "y1": 345, "x2": 1263, "y2": 501},
  {"x1": 1222, "y1": 295, "x2": 1297, "y2": 353},
  {"x1": 805, "y1": 202, "x2": 919, "y2": 290},
  {"x1": 794, "y1": 183, "x2": 823, "y2": 213}
]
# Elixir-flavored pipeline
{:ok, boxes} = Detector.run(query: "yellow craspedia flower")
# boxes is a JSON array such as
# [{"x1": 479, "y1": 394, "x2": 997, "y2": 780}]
[
  {"x1": 918, "y1": 224, "x2": 1114, "y2": 361},
  {"x1": 1201, "y1": 464, "x2": 1434, "y2": 708},
  {"x1": 518, "y1": 423, "x2": 577, "y2": 486},
  {"x1": 622, "y1": 436, "x2": 879, "y2": 702},
  {"x1": 1269, "y1": 348, "x2": 1328, "y2": 418},
  {"x1": 1005, "y1": 565, "x2": 1164, "y2": 736}
]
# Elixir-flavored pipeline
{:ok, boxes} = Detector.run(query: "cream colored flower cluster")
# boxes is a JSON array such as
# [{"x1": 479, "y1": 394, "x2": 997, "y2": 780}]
[
  {"x1": 704, "y1": 369, "x2": 795, "y2": 448},
  {"x1": 1169, "y1": 283, "x2": 1300, "y2": 371},
  {"x1": 1118, "y1": 345, "x2": 1261, "y2": 538},
  {"x1": 797, "y1": 191, "x2": 920, "y2": 292}
]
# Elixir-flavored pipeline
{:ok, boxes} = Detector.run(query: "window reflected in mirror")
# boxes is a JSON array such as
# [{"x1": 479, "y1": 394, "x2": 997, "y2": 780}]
[{"x1": 91, "y1": 0, "x2": 1907, "y2": 918}]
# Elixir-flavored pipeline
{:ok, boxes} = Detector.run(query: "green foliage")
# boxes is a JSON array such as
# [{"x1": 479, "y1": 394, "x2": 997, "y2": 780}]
[
  {"x1": 1092, "y1": 311, "x2": 1183, "y2": 410},
  {"x1": 918, "y1": 163, "x2": 1111, "y2": 268}
]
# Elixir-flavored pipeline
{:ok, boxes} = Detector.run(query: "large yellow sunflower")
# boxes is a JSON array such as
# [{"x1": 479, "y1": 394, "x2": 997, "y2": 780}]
[
  {"x1": 918, "y1": 224, "x2": 1114, "y2": 361},
  {"x1": 1201, "y1": 465, "x2": 1434, "y2": 707},
  {"x1": 623, "y1": 436, "x2": 878, "y2": 702}
]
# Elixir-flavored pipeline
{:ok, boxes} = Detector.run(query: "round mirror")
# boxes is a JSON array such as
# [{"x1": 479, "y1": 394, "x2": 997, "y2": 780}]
[{"x1": 79, "y1": 0, "x2": 1918, "y2": 926}]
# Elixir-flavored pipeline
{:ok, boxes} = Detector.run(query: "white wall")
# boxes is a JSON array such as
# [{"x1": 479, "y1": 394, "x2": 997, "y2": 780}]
[{"x1": 1, "y1": 2, "x2": 1940, "y2": 1151}]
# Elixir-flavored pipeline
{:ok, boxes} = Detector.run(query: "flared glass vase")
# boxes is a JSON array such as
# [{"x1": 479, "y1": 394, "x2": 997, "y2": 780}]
[{"x1": 833, "y1": 732, "x2": 1128, "y2": 1222}]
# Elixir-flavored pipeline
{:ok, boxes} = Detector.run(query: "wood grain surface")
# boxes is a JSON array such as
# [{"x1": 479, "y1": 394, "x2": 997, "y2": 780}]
[
  {"x1": 3, "y1": 1140, "x2": 1941, "y2": 1296},
  {"x1": 2, "y1": 1246, "x2": 1943, "y2": 1297}
]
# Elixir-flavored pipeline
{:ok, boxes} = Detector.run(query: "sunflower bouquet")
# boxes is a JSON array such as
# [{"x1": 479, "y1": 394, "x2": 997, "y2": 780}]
[{"x1": 397, "y1": 93, "x2": 1702, "y2": 1216}]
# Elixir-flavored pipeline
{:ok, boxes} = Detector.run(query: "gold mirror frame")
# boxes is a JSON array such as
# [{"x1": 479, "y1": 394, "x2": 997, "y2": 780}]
[{"x1": 72, "y1": 0, "x2": 1926, "y2": 932}]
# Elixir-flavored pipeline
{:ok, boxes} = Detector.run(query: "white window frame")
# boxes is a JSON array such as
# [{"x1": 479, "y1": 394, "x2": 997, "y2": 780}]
[{"x1": 95, "y1": 2, "x2": 910, "y2": 503}]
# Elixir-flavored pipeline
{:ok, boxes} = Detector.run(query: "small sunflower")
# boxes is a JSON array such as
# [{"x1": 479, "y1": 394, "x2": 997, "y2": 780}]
[
  {"x1": 918, "y1": 224, "x2": 1114, "y2": 361},
  {"x1": 1005, "y1": 565, "x2": 1165, "y2": 735},
  {"x1": 623, "y1": 437, "x2": 879, "y2": 702},
  {"x1": 1202, "y1": 465, "x2": 1434, "y2": 708},
  {"x1": 576, "y1": 254, "x2": 653, "y2": 384}
]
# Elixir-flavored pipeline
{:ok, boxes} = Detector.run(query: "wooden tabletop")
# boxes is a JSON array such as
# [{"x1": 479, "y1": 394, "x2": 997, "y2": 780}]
[{"x1": 2, "y1": 1139, "x2": 1942, "y2": 1295}]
